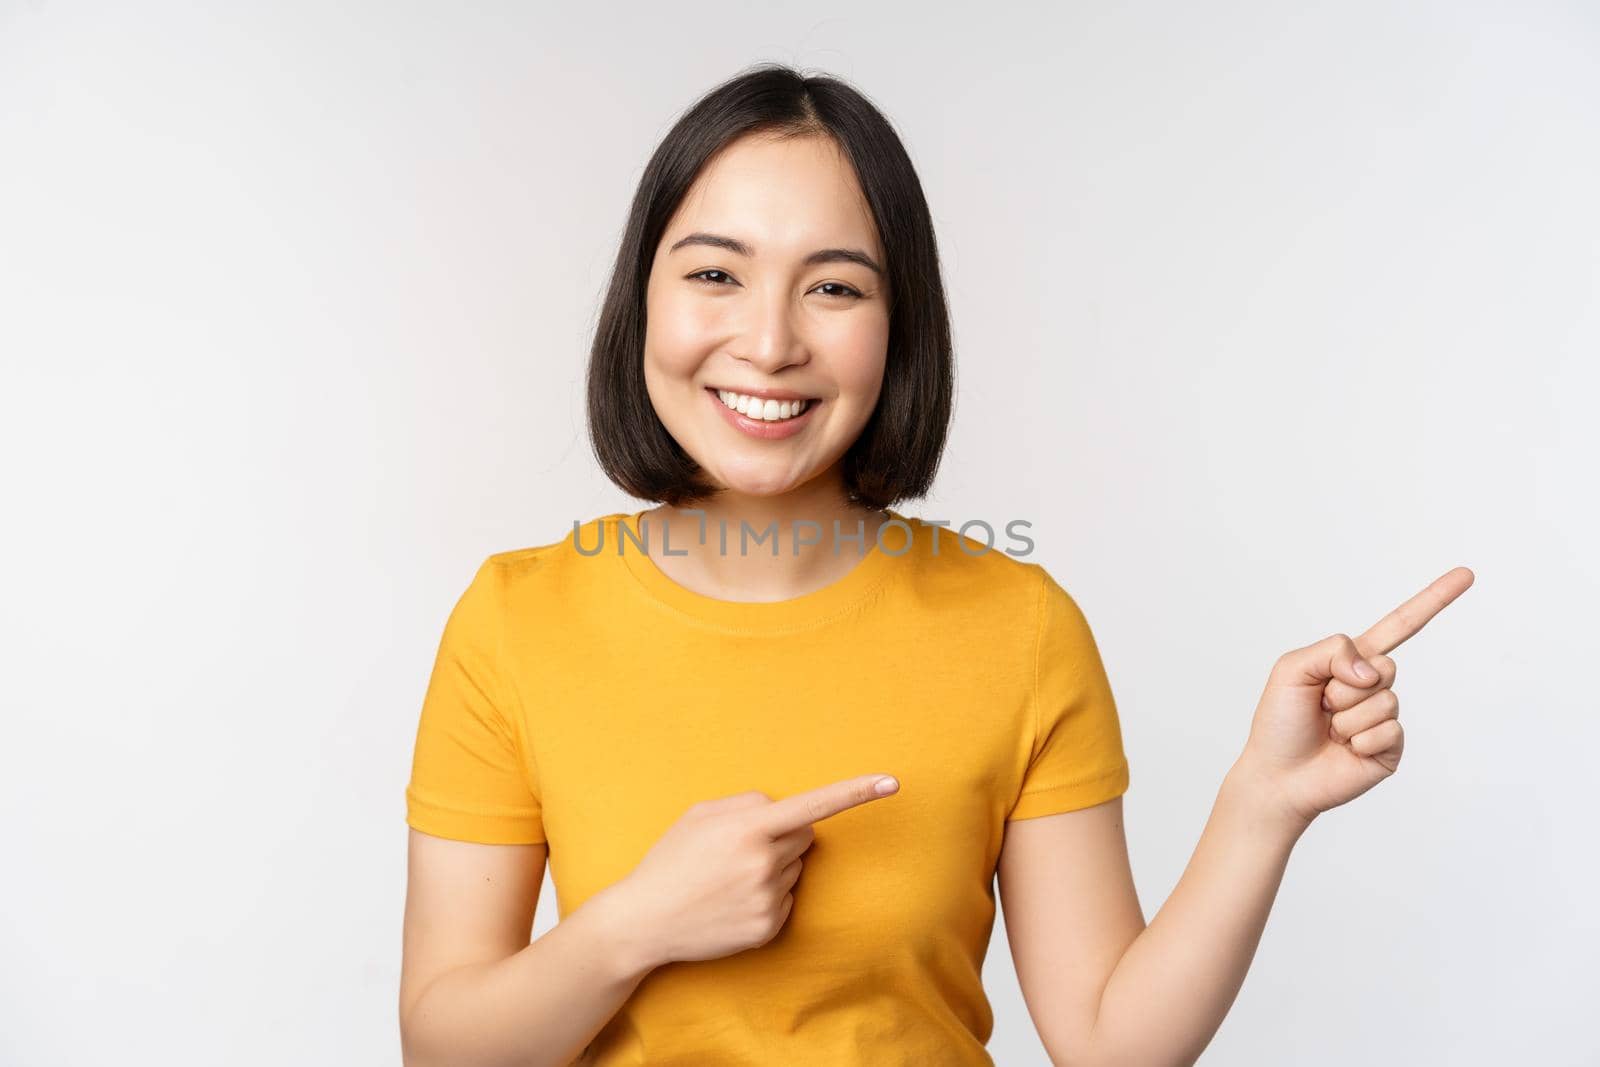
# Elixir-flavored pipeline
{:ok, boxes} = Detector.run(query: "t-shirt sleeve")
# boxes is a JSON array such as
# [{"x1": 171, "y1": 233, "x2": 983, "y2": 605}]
[
  {"x1": 1007, "y1": 565, "x2": 1131, "y2": 821},
  {"x1": 404, "y1": 557, "x2": 546, "y2": 845}
]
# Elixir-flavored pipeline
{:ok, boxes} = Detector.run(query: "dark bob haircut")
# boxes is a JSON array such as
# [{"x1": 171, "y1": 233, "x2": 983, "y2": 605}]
[{"x1": 585, "y1": 62, "x2": 955, "y2": 511}]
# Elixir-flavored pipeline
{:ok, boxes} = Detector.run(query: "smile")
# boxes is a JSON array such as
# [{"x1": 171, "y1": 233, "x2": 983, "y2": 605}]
[
  {"x1": 713, "y1": 389, "x2": 815, "y2": 421},
  {"x1": 705, "y1": 387, "x2": 822, "y2": 440}
]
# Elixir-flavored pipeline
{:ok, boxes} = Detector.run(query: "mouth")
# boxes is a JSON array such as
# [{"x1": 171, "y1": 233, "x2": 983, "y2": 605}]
[
  {"x1": 705, "y1": 386, "x2": 822, "y2": 424},
  {"x1": 705, "y1": 386, "x2": 822, "y2": 440}
]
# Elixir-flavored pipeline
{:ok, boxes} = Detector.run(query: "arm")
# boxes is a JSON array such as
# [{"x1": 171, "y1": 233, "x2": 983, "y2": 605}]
[
  {"x1": 999, "y1": 756, "x2": 1308, "y2": 1067},
  {"x1": 1077, "y1": 574, "x2": 1471, "y2": 1065},
  {"x1": 1085, "y1": 757, "x2": 1308, "y2": 1066},
  {"x1": 399, "y1": 830, "x2": 659, "y2": 1067},
  {"x1": 1003, "y1": 570, "x2": 1470, "y2": 1066}
]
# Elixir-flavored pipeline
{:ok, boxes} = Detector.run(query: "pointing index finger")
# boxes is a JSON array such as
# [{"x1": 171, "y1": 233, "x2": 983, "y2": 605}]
[
  {"x1": 756, "y1": 775, "x2": 898, "y2": 838},
  {"x1": 1356, "y1": 566, "x2": 1475, "y2": 657}
]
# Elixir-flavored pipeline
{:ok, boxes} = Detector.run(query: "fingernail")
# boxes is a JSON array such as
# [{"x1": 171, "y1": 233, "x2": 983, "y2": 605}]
[
  {"x1": 1354, "y1": 659, "x2": 1378, "y2": 682},
  {"x1": 874, "y1": 776, "x2": 899, "y2": 795}
]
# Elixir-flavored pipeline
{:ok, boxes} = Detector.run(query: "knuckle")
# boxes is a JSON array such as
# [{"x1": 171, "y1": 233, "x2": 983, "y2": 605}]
[
  {"x1": 748, "y1": 848, "x2": 778, "y2": 879},
  {"x1": 753, "y1": 906, "x2": 781, "y2": 940},
  {"x1": 737, "y1": 832, "x2": 760, "y2": 858},
  {"x1": 729, "y1": 809, "x2": 765, "y2": 840},
  {"x1": 740, "y1": 861, "x2": 767, "y2": 889}
]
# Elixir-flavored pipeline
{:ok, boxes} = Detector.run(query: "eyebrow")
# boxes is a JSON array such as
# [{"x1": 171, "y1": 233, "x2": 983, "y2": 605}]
[{"x1": 667, "y1": 231, "x2": 884, "y2": 278}]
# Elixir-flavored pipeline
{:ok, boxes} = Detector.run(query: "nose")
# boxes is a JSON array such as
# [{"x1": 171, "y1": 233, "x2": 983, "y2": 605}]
[{"x1": 733, "y1": 290, "x2": 811, "y2": 374}]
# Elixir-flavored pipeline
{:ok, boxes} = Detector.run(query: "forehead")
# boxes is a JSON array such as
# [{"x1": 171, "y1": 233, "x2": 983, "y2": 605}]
[{"x1": 664, "y1": 133, "x2": 883, "y2": 261}]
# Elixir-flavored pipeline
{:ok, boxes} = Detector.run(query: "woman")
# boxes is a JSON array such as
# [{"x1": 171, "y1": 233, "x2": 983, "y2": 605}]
[{"x1": 398, "y1": 63, "x2": 1472, "y2": 1067}]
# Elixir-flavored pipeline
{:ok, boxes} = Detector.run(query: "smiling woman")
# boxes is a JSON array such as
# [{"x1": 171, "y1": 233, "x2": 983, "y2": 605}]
[
  {"x1": 398, "y1": 62, "x2": 1135, "y2": 1067},
  {"x1": 587, "y1": 79, "x2": 951, "y2": 517},
  {"x1": 641, "y1": 132, "x2": 896, "y2": 488}
]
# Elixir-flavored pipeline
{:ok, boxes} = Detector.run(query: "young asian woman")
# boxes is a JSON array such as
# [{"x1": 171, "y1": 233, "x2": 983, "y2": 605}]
[{"x1": 398, "y1": 62, "x2": 1473, "y2": 1067}]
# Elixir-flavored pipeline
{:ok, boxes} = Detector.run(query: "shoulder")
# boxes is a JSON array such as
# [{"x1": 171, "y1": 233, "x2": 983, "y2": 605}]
[
  {"x1": 476, "y1": 510, "x2": 633, "y2": 596},
  {"x1": 892, "y1": 514, "x2": 1105, "y2": 640},
  {"x1": 893, "y1": 512, "x2": 1049, "y2": 617}
]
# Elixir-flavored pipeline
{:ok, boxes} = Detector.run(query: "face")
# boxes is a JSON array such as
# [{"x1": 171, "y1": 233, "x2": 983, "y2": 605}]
[{"x1": 642, "y1": 132, "x2": 892, "y2": 501}]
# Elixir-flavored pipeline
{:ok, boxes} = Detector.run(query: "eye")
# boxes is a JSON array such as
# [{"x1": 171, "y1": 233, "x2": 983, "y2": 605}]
[
  {"x1": 685, "y1": 270, "x2": 863, "y2": 300},
  {"x1": 813, "y1": 282, "x2": 863, "y2": 300}
]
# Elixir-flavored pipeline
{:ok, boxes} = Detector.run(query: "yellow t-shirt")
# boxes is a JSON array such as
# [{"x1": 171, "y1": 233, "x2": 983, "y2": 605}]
[{"x1": 405, "y1": 509, "x2": 1130, "y2": 1066}]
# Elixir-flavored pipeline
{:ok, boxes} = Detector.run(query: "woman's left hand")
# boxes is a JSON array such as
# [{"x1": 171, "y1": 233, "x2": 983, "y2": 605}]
[{"x1": 1237, "y1": 566, "x2": 1475, "y2": 830}]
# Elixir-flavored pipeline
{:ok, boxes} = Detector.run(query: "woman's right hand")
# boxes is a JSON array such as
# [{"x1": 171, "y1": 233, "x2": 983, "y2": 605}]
[{"x1": 607, "y1": 773, "x2": 901, "y2": 967}]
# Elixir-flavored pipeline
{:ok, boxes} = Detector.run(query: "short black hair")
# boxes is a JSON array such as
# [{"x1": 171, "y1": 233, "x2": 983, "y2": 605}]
[{"x1": 585, "y1": 62, "x2": 955, "y2": 511}]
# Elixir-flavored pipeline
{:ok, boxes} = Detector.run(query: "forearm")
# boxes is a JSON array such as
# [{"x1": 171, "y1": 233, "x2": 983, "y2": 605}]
[
  {"x1": 401, "y1": 884, "x2": 659, "y2": 1067},
  {"x1": 1084, "y1": 758, "x2": 1311, "y2": 1067}
]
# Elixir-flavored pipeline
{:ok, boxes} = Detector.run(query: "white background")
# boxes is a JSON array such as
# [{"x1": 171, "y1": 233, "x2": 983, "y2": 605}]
[{"x1": 2, "y1": 2, "x2": 1596, "y2": 1064}]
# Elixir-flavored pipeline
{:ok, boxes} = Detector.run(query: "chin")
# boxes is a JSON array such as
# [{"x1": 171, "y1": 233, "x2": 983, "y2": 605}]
[
  {"x1": 717, "y1": 479, "x2": 803, "y2": 499},
  {"x1": 705, "y1": 467, "x2": 811, "y2": 498}
]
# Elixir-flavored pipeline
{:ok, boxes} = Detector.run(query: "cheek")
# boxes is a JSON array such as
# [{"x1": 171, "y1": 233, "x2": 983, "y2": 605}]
[
  {"x1": 822, "y1": 312, "x2": 891, "y2": 396},
  {"x1": 644, "y1": 290, "x2": 722, "y2": 375}
]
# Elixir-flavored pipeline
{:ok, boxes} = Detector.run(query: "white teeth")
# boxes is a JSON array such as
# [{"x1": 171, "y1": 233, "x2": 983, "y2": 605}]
[{"x1": 717, "y1": 390, "x2": 812, "y2": 421}]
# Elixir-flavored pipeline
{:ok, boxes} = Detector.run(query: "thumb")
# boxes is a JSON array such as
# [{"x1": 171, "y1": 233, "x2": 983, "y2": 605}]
[{"x1": 1272, "y1": 632, "x2": 1380, "y2": 690}]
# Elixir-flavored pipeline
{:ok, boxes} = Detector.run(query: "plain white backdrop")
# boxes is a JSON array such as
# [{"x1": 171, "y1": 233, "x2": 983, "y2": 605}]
[{"x1": 2, "y1": 2, "x2": 1596, "y2": 1064}]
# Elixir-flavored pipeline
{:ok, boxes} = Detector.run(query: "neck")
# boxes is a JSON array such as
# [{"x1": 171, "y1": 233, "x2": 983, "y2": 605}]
[{"x1": 638, "y1": 477, "x2": 892, "y2": 603}]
